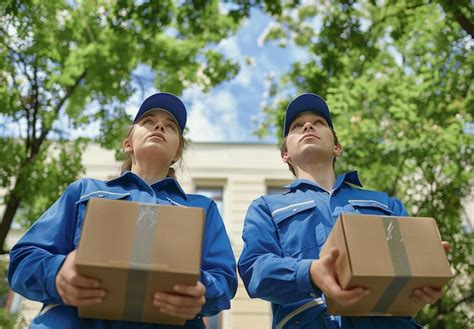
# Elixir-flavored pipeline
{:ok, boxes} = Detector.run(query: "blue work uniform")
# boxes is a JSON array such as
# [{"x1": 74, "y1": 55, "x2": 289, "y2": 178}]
[
  {"x1": 238, "y1": 171, "x2": 422, "y2": 329},
  {"x1": 8, "y1": 171, "x2": 237, "y2": 329}
]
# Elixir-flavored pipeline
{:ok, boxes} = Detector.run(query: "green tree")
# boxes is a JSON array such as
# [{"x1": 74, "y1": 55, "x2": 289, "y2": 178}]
[
  {"x1": 0, "y1": 0, "x2": 297, "y2": 252},
  {"x1": 0, "y1": 258, "x2": 22, "y2": 328},
  {"x1": 0, "y1": 0, "x2": 256, "y2": 252},
  {"x1": 256, "y1": 1, "x2": 473, "y2": 328}
]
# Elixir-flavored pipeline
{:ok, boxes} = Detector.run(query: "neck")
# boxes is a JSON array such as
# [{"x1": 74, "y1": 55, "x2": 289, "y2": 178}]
[
  {"x1": 131, "y1": 161, "x2": 169, "y2": 184},
  {"x1": 296, "y1": 161, "x2": 336, "y2": 192}
]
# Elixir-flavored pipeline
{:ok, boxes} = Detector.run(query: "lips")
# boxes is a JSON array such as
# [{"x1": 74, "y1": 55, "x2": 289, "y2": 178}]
[
  {"x1": 300, "y1": 133, "x2": 319, "y2": 142},
  {"x1": 149, "y1": 132, "x2": 166, "y2": 141}
]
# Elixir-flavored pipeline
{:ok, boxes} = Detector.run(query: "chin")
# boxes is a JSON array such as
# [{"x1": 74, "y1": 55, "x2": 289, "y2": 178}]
[
  {"x1": 301, "y1": 145, "x2": 331, "y2": 157},
  {"x1": 140, "y1": 146, "x2": 174, "y2": 162}
]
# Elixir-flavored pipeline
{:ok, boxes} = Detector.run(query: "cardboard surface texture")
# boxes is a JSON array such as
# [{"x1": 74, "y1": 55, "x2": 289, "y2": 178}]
[
  {"x1": 76, "y1": 198, "x2": 205, "y2": 325},
  {"x1": 320, "y1": 214, "x2": 452, "y2": 316}
]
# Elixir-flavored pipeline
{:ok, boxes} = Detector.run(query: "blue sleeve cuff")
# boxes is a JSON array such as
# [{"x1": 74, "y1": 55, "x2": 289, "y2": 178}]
[
  {"x1": 296, "y1": 259, "x2": 314, "y2": 293},
  {"x1": 46, "y1": 255, "x2": 67, "y2": 303},
  {"x1": 200, "y1": 270, "x2": 213, "y2": 297}
]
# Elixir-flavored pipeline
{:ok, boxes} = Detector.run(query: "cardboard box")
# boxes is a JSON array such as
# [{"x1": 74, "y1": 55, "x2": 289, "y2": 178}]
[
  {"x1": 76, "y1": 198, "x2": 205, "y2": 325},
  {"x1": 320, "y1": 214, "x2": 452, "y2": 316}
]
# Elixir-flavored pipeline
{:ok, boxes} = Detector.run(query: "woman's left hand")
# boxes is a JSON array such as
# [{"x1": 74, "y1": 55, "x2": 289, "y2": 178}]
[
  {"x1": 153, "y1": 281, "x2": 206, "y2": 320},
  {"x1": 410, "y1": 241, "x2": 450, "y2": 304},
  {"x1": 411, "y1": 286, "x2": 444, "y2": 304}
]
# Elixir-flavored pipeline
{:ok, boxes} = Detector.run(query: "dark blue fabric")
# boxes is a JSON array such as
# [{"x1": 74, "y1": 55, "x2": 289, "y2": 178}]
[
  {"x1": 29, "y1": 306, "x2": 207, "y2": 329},
  {"x1": 133, "y1": 93, "x2": 187, "y2": 132},
  {"x1": 9, "y1": 171, "x2": 236, "y2": 328},
  {"x1": 238, "y1": 171, "x2": 419, "y2": 329},
  {"x1": 283, "y1": 93, "x2": 333, "y2": 136}
]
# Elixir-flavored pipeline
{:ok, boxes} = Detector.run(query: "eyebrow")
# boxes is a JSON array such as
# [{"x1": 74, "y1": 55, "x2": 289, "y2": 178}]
[
  {"x1": 138, "y1": 113, "x2": 172, "y2": 122},
  {"x1": 139, "y1": 113, "x2": 154, "y2": 121},
  {"x1": 138, "y1": 113, "x2": 179, "y2": 128},
  {"x1": 291, "y1": 116, "x2": 325, "y2": 128},
  {"x1": 291, "y1": 117, "x2": 307, "y2": 126}
]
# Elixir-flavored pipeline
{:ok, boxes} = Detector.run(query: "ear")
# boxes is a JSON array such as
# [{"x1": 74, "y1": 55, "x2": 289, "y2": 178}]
[
  {"x1": 281, "y1": 149, "x2": 290, "y2": 163},
  {"x1": 122, "y1": 137, "x2": 133, "y2": 154},
  {"x1": 172, "y1": 147, "x2": 181, "y2": 165},
  {"x1": 334, "y1": 143, "x2": 343, "y2": 157},
  {"x1": 171, "y1": 155, "x2": 180, "y2": 165}
]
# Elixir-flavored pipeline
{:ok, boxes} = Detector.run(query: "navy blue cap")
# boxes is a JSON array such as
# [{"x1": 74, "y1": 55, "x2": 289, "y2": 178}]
[
  {"x1": 283, "y1": 93, "x2": 333, "y2": 137},
  {"x1": 133, "y1": 92, "x2": 187, "y2": 132}
]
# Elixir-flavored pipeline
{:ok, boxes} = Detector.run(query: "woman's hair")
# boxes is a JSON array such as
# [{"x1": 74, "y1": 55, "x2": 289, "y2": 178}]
[
  {"x1": 120, "y1": 122, "x2": 188, "y2": 179},
  {"x1": 280, "y1": 127, "x2": 340, "y2": 177}
]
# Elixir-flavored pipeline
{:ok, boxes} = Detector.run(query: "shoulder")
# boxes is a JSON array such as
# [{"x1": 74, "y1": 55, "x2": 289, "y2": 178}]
[
  {"x1": 343, "y1": 184, "x2": 407, "y2": 215},
  {"x1": 65, "y1": 178, "x2": 121, "y2": 200},
  {"x1": 247, "y1": 192, "x2": 296, "y2": 215},
  {"x1": 349, "y1": 185, "x2": 390, "y2": 199},
  {"x1": 185, "y1": 193, "x2": 215, "y2": 208},
  {"x1": 343, "y1": 183, "x2": 391, "y2": 200},
  {"x1": 69, "y1": 177, "x2": 106, "y2": 188},
  {"x1": 72, "y1": 177, "x2": 110, "y2": 191}
]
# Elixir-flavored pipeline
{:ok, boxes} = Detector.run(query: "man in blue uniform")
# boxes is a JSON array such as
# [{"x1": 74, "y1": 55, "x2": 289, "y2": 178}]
[{"x1": 238, "y1": 93, "x2": 447, "y2": 329}]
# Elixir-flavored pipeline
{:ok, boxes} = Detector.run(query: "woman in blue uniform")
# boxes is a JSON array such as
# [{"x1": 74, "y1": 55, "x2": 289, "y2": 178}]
[
  {"x1": 238, "y1": 93, "x2": 448, "y2": 329},
  {"x1": 9, "y1": 92, "x2": 237, "y2": 328}
]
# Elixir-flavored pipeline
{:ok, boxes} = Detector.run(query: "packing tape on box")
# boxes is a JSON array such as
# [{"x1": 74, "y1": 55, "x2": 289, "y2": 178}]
[
  {"x1": 372, "y1": 217, "x2": 411, "y2": 313},
  {"x1": 123, "y1": 204, "x2": 159, "y2": 321}
]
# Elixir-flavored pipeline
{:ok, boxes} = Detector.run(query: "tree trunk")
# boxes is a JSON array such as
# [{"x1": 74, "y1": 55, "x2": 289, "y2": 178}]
[
  {"x1": 443, "y1": 0, "x2": 474, "y2": 38},
  {"x1": 0, "y1": 190, "x2": 21, "y2": 254}
]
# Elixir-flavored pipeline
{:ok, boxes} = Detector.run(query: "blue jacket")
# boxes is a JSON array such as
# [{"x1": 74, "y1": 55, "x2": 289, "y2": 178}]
[
  {"x1": 8, "y1": 172, "x2": 237, "y2": 329},
  {"x1": 238, "y1": 172, "x2": 421, "y2": 329}
]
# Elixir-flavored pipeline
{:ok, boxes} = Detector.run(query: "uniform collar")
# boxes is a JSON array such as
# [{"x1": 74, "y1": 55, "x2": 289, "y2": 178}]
[
  {"x1": 107, "y1": 171, "x2": 188, "y2": 199},
  {"x1": 283, "y1": 171, "x2": 363, "y2": 191}
]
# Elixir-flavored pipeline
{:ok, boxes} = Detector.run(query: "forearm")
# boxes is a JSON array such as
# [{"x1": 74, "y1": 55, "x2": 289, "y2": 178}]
[
  {"x1": 9, "y1": 245, "x2": 66, "y2": 304},
  {"x1": 199, "y1": 267, "x2": 237, "y2": 316},
  {"x1": 238, "y1": 254, "x2": 320, "y2": 305}
]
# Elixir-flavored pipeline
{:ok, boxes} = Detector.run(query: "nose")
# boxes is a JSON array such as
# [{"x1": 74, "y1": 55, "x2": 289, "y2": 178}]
[
  {"x1": 154, "y1": 121, "x2": 165, "y2": 132},
  {"x1": 303, "y1": 122, "x2": 314, "y2": 132}
]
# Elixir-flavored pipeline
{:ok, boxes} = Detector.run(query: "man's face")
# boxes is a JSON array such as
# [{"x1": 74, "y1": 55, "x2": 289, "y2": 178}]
[
  {"x1": 123, "y1": 109, "x2": 181, "y2": 165},
  {"x1": 282, "y1": 111, "x2": 342, "y2": 167}
]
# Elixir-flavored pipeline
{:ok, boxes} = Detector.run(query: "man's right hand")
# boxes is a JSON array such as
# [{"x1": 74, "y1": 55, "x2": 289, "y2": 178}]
[
  {"x1": 55, "y1": 250, "x2": 106, "y2": 306},
  {"x1": 310, "y1": 247, "x2": 369, "y2": 307}
]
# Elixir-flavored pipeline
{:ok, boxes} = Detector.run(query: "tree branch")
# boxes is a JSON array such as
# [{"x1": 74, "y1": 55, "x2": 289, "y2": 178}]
[
  {"x1": 32, "y1": 60, "x2": 39, "y2": 156},
  {"x1": 451, "y1": 7, "x2": 474, "y2": 38},
  {"x1": 11, "y1": 48, "x2": 37, "y2": 156},
  {"x1": 32, "y1": 70, "x2": 88, "y2": 158},
  {"x1": 442, "y1": 0, "x2": 474, "y2": 38},
  {"x1": 25, "y1": 102, "x2": 31, "y2": 157},
  {"x1": 8, "y1": 73, "x2": 28, "y2": 142}
]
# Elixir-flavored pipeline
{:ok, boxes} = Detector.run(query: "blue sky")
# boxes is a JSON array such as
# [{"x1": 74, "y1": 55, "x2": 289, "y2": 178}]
[
  {"x1": 47, "y1": 8, "x2": 310, "y2": 143},
  {"x1": 127, "y1": 8, "x2": 307, "y2": 144},
  {"x1": 1, "y1": 7, "x2": 309, "y2": 143}
]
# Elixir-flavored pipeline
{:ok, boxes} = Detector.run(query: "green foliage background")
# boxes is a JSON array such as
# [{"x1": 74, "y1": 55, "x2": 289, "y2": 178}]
[
  {"x1": 255, "y1": 1, "x2": 473, "y2": 328},
  {"x1": 0, "y1": 0, "x2": 248, "y2": 248}
]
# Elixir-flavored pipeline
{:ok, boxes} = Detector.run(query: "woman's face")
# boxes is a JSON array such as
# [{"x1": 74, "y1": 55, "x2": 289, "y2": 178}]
[{"x1": 123, "y1": 109, "x2": 181, "y2": 166}]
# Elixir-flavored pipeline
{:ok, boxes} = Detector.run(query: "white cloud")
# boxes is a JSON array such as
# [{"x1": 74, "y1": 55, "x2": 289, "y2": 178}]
[
  {"x1": 234, "y1": 64, "x2": 254, "y2": 86},
  {"x1": 184, "y1": 87, "x2": 245, "y2": 142},
  {"x1": 289, "y1": 46, "x2": 309, "y2": 62},
  {"x1": 68, "y1": 120, "x2": 101, "y2": 139},
  {"x1": 217, "y1": 37, "x2": 241, "y2": 61}
]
